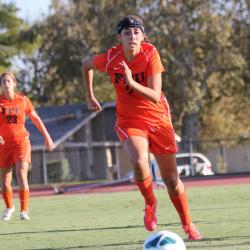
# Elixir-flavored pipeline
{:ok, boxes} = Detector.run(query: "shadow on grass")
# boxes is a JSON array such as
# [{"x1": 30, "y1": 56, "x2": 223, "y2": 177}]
[
  {"x1": 28, "y1": 235, "x2": 250, "y2": 250},
  {"x1": 183, "y1": 235, "x2": 250, "y2": 249},
  {"x1": 0, "y1": 222, "x2": 183, "y2": 237},
  {"x1": 30, "y1": 240, "x2": 144, "y2": 250},
  {"x1": 186, "y1": 241, "x2": 250, "y2": 249},
  {"x1": 193, "y1": 218, "x2": 250, "y2": 225},
  {"x1": 186, "y1": 234, "x2": 250, "y2": 242},
  {"x1": 0, "y1": 224, "x2": 144, "y2": 236},
  {"x1": 192, "y1": 205, "x2": 250, "y2": 211}
]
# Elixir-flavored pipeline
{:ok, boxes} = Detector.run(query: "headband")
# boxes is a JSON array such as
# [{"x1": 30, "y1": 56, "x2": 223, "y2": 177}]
[{"x1": 116, "y1": 17, "x2": 145, "y2": 34}]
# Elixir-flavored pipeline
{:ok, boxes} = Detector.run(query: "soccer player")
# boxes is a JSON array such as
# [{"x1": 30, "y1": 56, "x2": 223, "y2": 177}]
[
  {"x1": 82, "y1": 15, "x2": 202, "y2": 240},
  {"x1": 0, "y1": 72, "x2": 55, "y2": 220}
]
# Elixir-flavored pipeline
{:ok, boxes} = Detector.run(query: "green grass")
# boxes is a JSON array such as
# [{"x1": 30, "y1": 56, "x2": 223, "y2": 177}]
[{"x1": 0, "y1": 184, "x2": 250, "y2": 250}]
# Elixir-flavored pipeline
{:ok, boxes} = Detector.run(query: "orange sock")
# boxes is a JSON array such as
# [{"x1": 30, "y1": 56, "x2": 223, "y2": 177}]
[
  {"x1": 169, "y1": 191, "x2": 192, "y2": 226},
  {"x1": 19, "y1": 189, "x2": 29, "y2": 211},
  {"x1": 2, "y1": 191, "x2": 13, "y2": 208},
  {"x1": 135, "y1": 175, "x2": 156, "y2": 206}
]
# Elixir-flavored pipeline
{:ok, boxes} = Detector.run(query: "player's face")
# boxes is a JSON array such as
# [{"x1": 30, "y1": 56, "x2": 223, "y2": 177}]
[
  {"x1": 0, "y1": 74, "x2": 16, "y2": 93},
  {"x1": 119, "y1": 27, "x2": 145, "y2": 52}
]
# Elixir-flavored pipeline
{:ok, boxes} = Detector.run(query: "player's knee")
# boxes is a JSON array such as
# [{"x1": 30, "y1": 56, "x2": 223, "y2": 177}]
[
  {"x1": 2, "y1": 180, "x2": 12, "y2": 190},
  {"x1": 130, "y1": 155, "x2": 148, "y2": 168},
  {"x1": 16, "y1": 166, "x2": 28, "y2": 176},
  {"x1": 162, "y1": 173, "x2": 179, "y2": 188}
]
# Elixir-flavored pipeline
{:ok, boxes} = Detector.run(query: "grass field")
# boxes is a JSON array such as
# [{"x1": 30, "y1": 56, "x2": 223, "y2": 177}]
[{"x1": 0, "y1": 184, "x2": 249, "y2": 250}]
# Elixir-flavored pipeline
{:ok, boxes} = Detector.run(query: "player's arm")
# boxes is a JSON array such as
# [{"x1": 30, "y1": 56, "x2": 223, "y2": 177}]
[
  {"x1": 120, "y1": 60, "x2": 162, "y2": 103},
  {"x1": 82, "y1": 57, "x2": 101, "y2": 112},
  {"x1": 28, "y1": 110, "x2": 55, "y2": 151}
]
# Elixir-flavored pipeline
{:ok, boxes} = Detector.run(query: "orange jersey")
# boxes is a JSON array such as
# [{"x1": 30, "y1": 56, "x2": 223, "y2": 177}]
[
  {"x1": 93, "y1": 42, "x2": 172, "y2": 127},
  {"x1": 0, "y1": 93, "x2": 34, "y2": 142}
]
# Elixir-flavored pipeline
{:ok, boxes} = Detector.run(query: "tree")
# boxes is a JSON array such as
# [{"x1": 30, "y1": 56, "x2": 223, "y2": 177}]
[
  {"x1": 0, "y1": 2, "x2": 38, "y2": 72},
  {"x1": 17, "y1": 0, "x2": 250, "y2": 140},
  {"x1": 200, "y1": 0, "x2": 250, "y2": 140},
  {"x1": 144, "y1": 0, "x2": 248, "y2": 141},
  {"x1": 21, "y1": 0, "x2": 151, "y2": 104}
]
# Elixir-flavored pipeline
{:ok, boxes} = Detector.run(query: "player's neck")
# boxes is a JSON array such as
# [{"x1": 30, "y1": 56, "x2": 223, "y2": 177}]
[
  {"x1": 4, "y1": 91, "x2": 15, "y2": 100},
  {"x1": 123, "y1": 47, "x2": 140, "y2": 62}
]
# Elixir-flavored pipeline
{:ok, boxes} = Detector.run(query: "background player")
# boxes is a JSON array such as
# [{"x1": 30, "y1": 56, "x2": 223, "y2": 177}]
[{"x1": 0, "y1": 71, "x2": 54, "y2": 220}]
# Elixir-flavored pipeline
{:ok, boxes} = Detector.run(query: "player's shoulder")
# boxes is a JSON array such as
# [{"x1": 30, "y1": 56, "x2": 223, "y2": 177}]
[
  {"x1": 141, "y1": 42, "x2": 159, "y2": 60},
  {"x1": 15, "y1": 93, "x2": 32, "y2": 104},
  {"x1": 106, "y1": 44, "x2": 123, "y2": 59},
  {"x1": 15, "y1": 92, "x2": 26, "y2": 100},
  {"x1": 141, "y1": 42, "x2": 157, "y2": 53}
]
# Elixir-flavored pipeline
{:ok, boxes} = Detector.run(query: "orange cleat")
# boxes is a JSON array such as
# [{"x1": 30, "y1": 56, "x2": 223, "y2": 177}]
[
  {"x1": 144, "y1": 203, "x2": 157, "y2": 231},
  {"x1": 183, "y1": 223, "x2": 202, "y2": 240}
]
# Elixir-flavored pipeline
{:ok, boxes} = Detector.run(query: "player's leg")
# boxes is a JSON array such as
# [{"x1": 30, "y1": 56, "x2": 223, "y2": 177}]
[
  {"x1": 13, "y1": 138, "x2": 31, "y2": 220},
  {"x1": 123, "y1": 135, "x2": 157, "y2": 231},
  {"x1": 154, "y1": 153, "x2": 202, "y2": 240},
  {"x1": 16, "y1": 161, "x2": 30, "y2": 220},
  {"x1": 154, "y1": 153, "x2": 189, "y2": 221},
  {"x1": 0, "y1": 166, "x2": 15, "y2": 220}
]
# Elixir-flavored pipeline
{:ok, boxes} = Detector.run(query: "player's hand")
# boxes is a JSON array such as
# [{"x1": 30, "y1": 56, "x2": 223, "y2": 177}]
[
  {"x1": 0, "y1": 136, "x2": 5, "y2": 145},
  {"x1": 45, "y1": 137, "x2": 55, "y2": 151},
  {"x1": 86, "y1": 96, "x2": 102, "y2": 112},
  {"x1": 120, "y1": 60, "x2": 134, "y2": 87}
]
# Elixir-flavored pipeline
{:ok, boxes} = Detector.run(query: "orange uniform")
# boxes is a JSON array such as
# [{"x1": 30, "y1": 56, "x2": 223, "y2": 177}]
[
  {"x1": 0, "y1": 93, "x2": 34, "y2": 167},
  {"x1": 93, "y1": 42, "x2": 178, "y2": 154}
]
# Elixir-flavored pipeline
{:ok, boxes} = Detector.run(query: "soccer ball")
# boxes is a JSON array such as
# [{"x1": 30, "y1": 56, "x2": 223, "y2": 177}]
[{"x1": 143, "y1": 230, "x2": 186, "y2": 250}]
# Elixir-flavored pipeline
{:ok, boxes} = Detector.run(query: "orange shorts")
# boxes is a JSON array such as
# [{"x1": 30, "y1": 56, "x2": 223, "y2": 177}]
[
  {"x1": 0, "y1": 137, "x2": 31, "y2": 168},
  {"x1": 115, "y1": 123, "x2": 178, "y2": 154}
]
